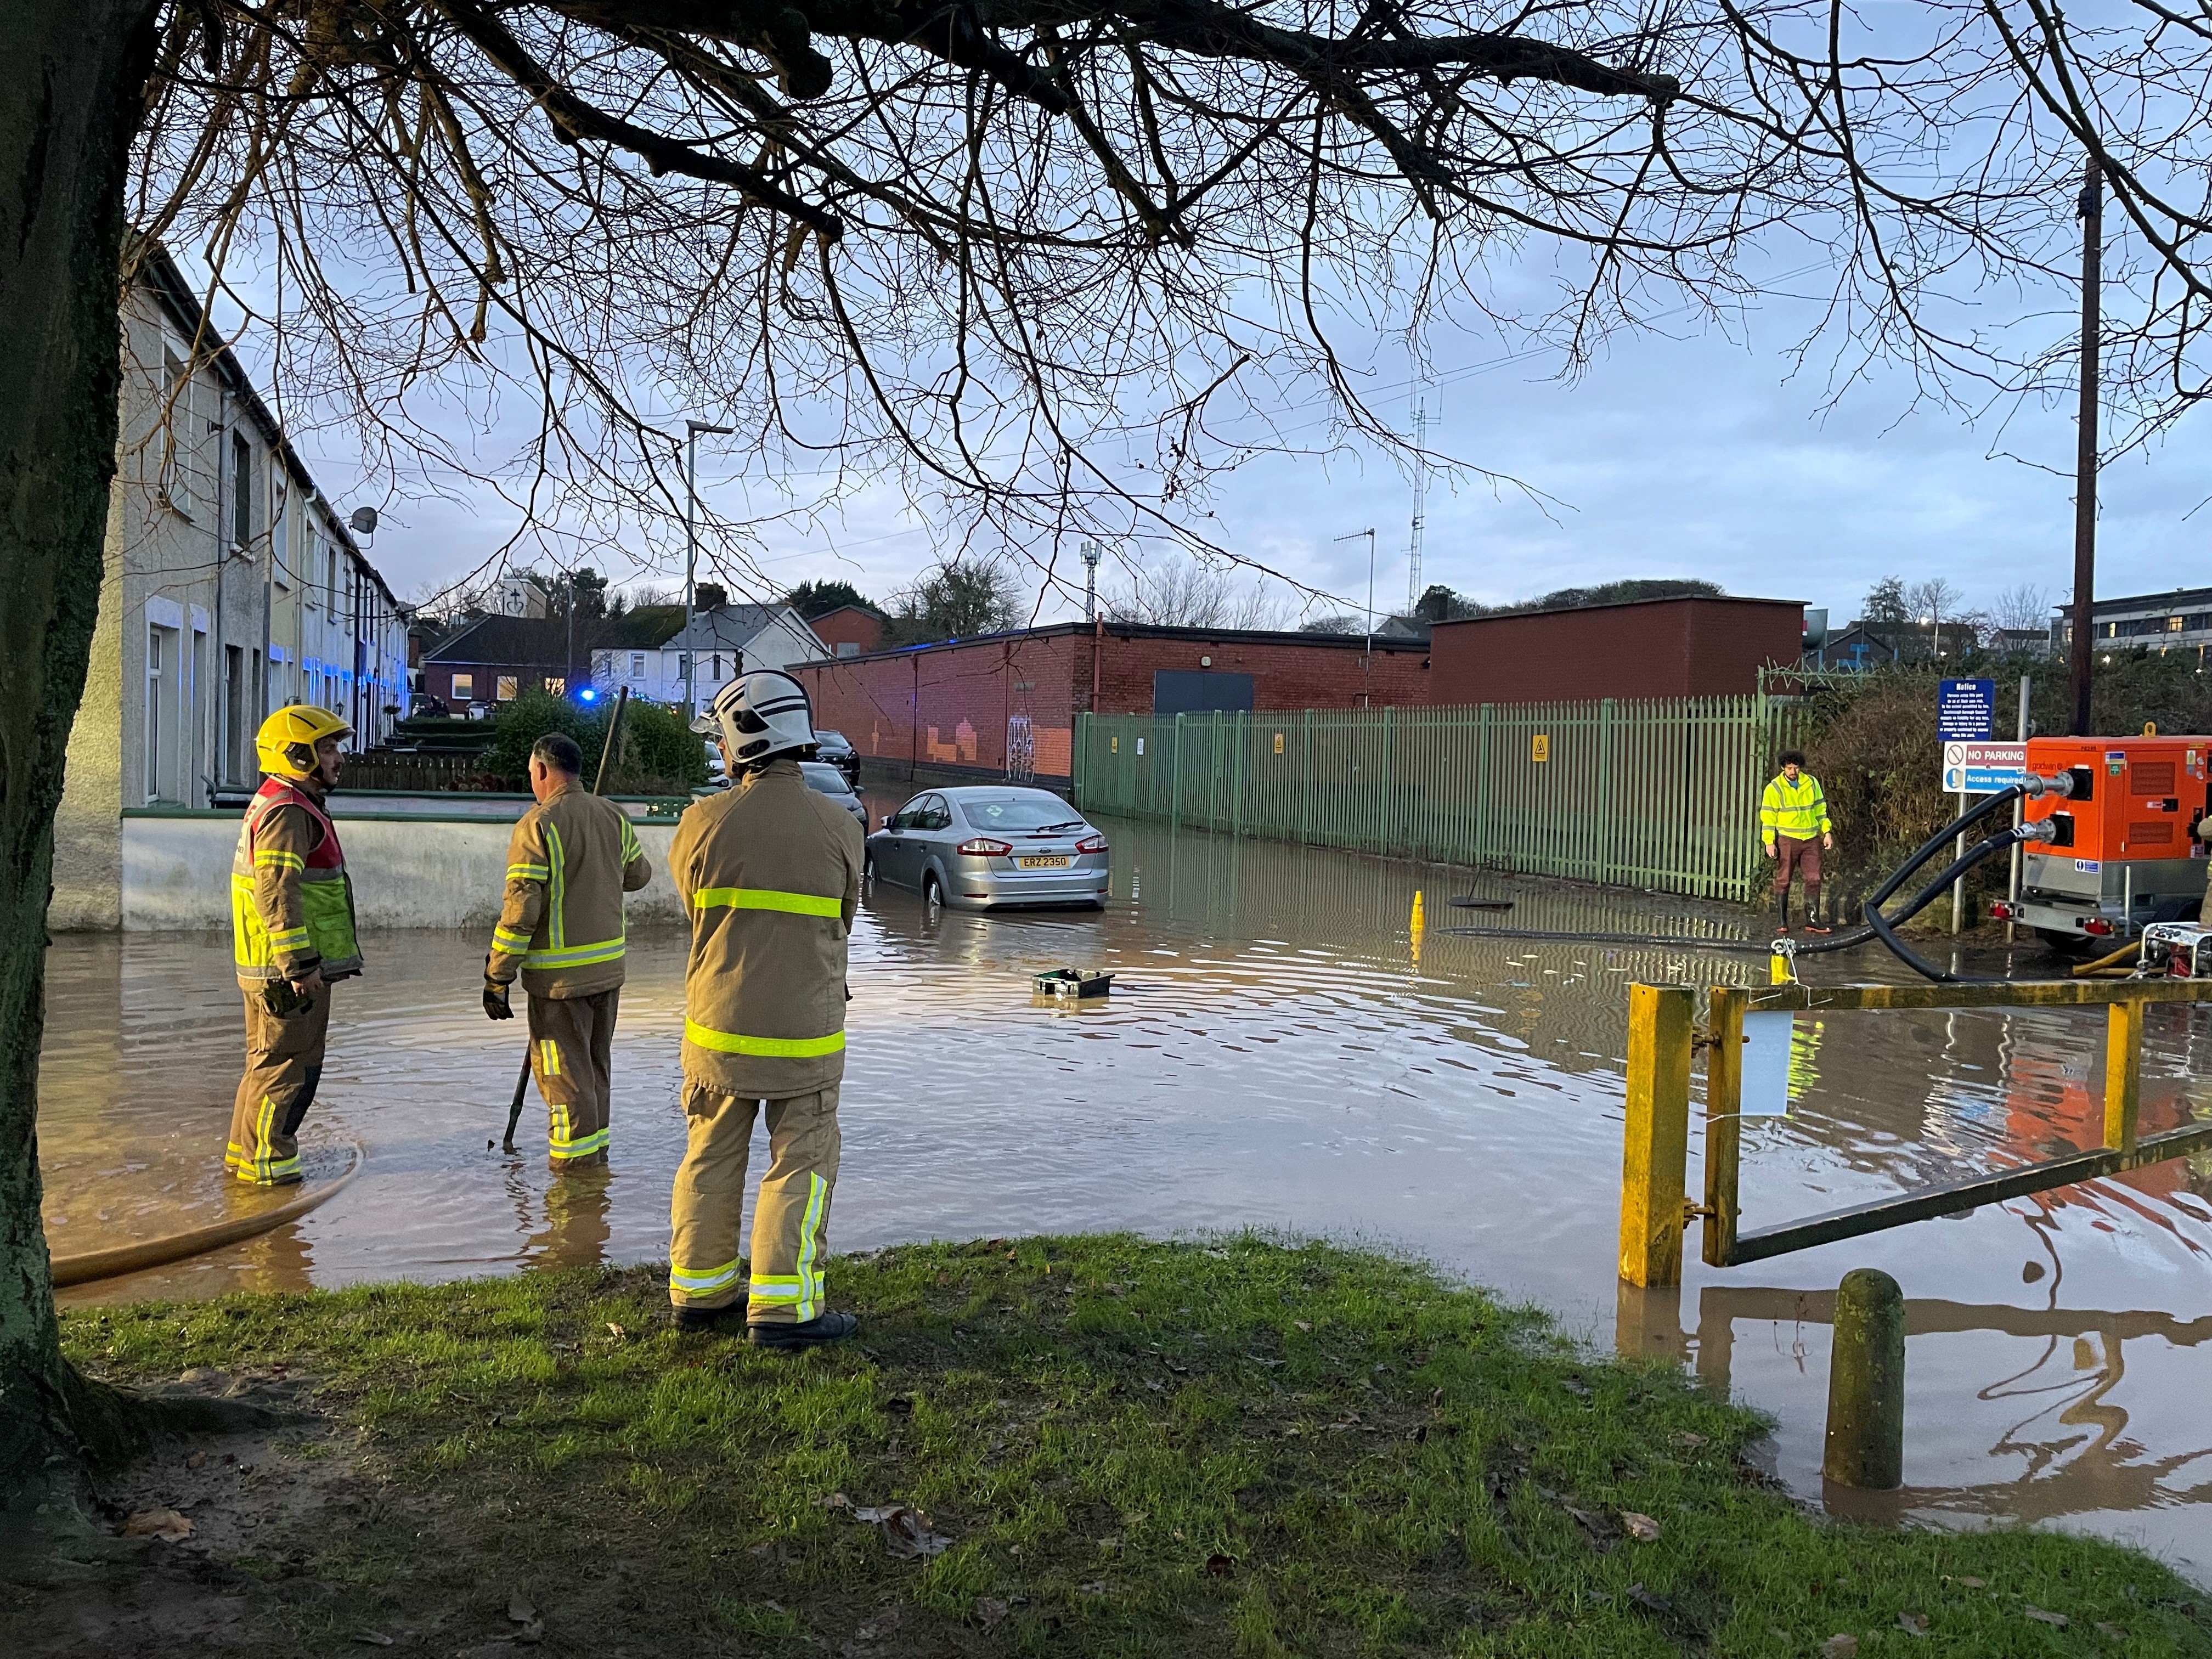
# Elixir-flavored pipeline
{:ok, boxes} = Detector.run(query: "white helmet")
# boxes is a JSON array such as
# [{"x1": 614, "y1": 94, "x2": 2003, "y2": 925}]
[{"x1": 692, "y1": 669, "x2": 815, "y2": 769}]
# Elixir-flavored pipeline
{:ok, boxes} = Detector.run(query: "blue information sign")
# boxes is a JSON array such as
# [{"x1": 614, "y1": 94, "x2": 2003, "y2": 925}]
[{"x1": 1937, "y1": 678, "x2": 1996, "y2": 742}]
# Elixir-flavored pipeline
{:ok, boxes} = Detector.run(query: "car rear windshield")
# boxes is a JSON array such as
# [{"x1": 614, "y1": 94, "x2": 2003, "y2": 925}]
[
  {"x1": 815, "y1": 731, "x2": 849, "y2": 746},
  {"x1": 800, "y1": 764, "x2": 853, "y2": 794},
  {"x1": 960, "y1": 795, "x2": 1084, "y2": 831}
]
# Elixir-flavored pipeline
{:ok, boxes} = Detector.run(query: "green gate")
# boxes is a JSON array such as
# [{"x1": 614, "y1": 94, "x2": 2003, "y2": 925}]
[{"x1": 1071, "y1": 696, "x2": 1803, "y2": 902}]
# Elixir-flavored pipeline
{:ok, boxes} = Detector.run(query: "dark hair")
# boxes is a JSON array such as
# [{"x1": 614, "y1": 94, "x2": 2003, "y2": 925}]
[
  {"x1": 532, "y1": 733, "x2": 584, "y2": 775},
  {"x1": 1777, "y1": 749, "x2": 1807, "y2": 769}
]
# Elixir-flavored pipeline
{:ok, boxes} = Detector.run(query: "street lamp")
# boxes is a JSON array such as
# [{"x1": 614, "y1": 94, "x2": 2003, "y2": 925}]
[{"x1": 684, "y1": 419, "x2": 735, "y2": 718}]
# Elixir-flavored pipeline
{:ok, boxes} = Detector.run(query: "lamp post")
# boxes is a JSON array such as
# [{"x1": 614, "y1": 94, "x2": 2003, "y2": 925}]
[
  {"x1": 684, "y1": 420, "x2": 735, "y2": 718},
  {"x1": 1336, "y1": 527, "x2": 1377, "y2": 706}
]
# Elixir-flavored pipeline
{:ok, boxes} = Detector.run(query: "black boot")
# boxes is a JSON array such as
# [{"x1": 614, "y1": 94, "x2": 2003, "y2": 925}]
[
  {"x1": 673, "y1": 1300, "x2": 748, "y2": 1335},
  {"x1": 749, "y1": 1311, "x2": 860, "y2": 1350},
  {"x1": 1773, "y1": 891, "x2": 1792, "y2": 934},
  {"x1": 1803, "y1": 887, "x2": 1831, "y2": 934}
]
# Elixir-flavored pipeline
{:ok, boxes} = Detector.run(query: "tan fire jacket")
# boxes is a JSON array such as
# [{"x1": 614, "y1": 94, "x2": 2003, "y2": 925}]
[
  {"x1": 668, "y1": 757, "x2": 865, "y2": 1098},
  {"x1": 488, "y1": 782, "x2": 653, "y2": 998}
]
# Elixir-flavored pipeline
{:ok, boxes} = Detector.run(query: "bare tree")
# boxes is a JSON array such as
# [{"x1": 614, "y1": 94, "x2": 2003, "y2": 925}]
[
  {"x1": 15, "y1": 0, "x2": 2212, "y2": 1497},
  {"x1": 1106, "y1": 556, "x2": 1291, "y2": 630},
  {"x1": 1990, "y1": 583, "x2": 2052, "y2": 636}
]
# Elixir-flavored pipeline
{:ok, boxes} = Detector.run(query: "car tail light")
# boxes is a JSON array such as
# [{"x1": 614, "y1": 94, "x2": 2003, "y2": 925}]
[
  {"x1": 956, "y1": 838, "x2": 1012, "y2": 857},
  {"x1": 1988, "y1": 901, "x2": 2015, "y2": 921},
  {"x1": 1075, "y1": 834, "x2": 1108, "y2": 854},
  {"x1": 2083, "y1": 916, "x2": 2115, "y2": 936}
]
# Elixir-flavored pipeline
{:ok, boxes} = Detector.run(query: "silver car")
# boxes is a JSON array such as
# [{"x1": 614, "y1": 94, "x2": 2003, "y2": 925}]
[
  {"x1": 801, "y1": 761, "x2": 868, "y2": 828},
  {"x1": 867, "y1": 787, "x2": 1109, "y2": 911}
]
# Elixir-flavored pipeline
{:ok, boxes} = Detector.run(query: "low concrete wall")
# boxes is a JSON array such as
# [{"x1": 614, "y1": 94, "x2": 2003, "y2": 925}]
[{"x1": 119, "y1": 810, "x2": 684, "y2": 932}]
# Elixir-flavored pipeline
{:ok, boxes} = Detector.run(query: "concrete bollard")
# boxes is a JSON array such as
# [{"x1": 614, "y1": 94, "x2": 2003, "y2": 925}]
[{"x1": 1823, "y1": 1268, "x2": 1905, "y2": 1489}]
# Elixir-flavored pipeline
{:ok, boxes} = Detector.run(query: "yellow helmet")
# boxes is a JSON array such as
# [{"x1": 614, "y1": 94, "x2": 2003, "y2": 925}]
[{"x1": 255, "y1": 704, "x2": 354, "y2": 779}]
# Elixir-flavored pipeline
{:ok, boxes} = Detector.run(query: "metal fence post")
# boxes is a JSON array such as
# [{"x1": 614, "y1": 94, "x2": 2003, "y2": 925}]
[
  {"x1": 2104, "y1": 996, "x2": 2142, "y2": 1155},
  {"x1": 1619, "y1": 983, "x2": 1696, "y2": 1288},
  {"x1": 1381, "y1": 703, "x2": 1396, "y2": 856},
  {"x1": 1702, "y1": 986, "x2": 1746, "y2": 1268},
  {"x1": 1171, "y1": 712, "x2": 1184, "y2": 833}
]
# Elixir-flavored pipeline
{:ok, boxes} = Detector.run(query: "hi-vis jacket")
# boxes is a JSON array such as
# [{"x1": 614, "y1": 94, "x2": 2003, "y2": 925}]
[
  {"x1": 231, "y1": 778, "x2": 362, "y2": 983},
  {"x1": 488, "y1": 783, "x2": 653, "y2": 998},
  {"x1": 669, "y1": 757, "x2": 865, "y2": 1099},
  {"x1": 1760, "y1": 772, "x2": 1832, "y2": 845}
]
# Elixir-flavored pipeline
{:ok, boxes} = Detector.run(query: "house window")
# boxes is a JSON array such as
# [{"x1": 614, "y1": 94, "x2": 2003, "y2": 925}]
[
  {"x1": 161, "y1": 345, "x2": 194, "y2": 516},
  {"x1": 230, "y1": 430, "x2": 252, "y2": 548},
  {"x1": 451, "y1": 673, "x2": 475, "y2": 701},
  {"x1": 497, "y1": 675, "x2": 519, "y2": 701},
  {"x1": 2169, "y1": 616, "x2": 2186, "y2": 632},
  {"x1": 145, "y1": 626, "x2": 172, "y2": 800},
  {"x1": 543, "y1": 677, "x2": 563, "y2": 696},
  {"x1": 630, "y1": 652, "x2": 646, "y2": 677},
  {"x1": 710, "y1": 654, "x2": 725, "y2": 680}
]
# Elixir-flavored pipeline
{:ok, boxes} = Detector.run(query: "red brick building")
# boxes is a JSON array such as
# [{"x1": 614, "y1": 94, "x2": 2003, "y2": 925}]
[
  {"x1": 1426, "y1": 595, "x2": 1803, "y2": 706},
  {"x1": 793, "y1": 623, "x2": 1430, "y2": 783},
  {"x1": 809, "y1": 604, "x2": 885, "y2": 657}
]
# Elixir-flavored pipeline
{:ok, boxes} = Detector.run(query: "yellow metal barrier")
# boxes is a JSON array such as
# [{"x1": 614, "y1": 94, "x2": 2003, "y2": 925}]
[{"x1": 1618, "y1": 976, "x2": 2212, "y2": 1288}]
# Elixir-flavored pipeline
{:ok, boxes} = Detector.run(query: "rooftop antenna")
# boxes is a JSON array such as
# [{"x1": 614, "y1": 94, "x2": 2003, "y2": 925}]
[
  {"x1": 1080, "y1": 539, "x2": 1103, "y2": 623},
  {"x1": 1406, "y1": 396, "x2": 1427, "y2": 614}
]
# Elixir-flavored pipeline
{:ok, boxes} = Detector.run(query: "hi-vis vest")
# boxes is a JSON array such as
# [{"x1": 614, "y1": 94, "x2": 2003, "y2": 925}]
[
  {"x1": 230, "y1": 778, "x2": 363, "y2": 980},
  {"x1": 1760, "y1": 772, "x2": 1831, "y2": 843}
]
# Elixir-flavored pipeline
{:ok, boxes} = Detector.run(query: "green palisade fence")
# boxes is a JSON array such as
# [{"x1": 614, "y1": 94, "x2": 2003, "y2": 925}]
[{"x1": 1071, "y1": 697, "x2": 1805, "y2": 903}]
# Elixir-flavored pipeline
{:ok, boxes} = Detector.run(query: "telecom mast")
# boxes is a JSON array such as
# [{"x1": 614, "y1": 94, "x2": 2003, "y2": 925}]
[{"x1": 1406, "y1": 397, "x2": 1428, "y2": 614}]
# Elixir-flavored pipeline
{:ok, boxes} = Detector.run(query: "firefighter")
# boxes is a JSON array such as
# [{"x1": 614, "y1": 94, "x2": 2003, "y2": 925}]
[
  {"x1": 226, "y1": 705, "x2": 361, "y2": 1186},
  {"x1": 666, "y1": 670, "x2": 865, "y2": 1346},
  {"x1": 1761, "y1": 748, "x2": 1834, "y2": 934},
  {"x1": 482, "y1": 732, "x2": 652, "y2": 1169}
]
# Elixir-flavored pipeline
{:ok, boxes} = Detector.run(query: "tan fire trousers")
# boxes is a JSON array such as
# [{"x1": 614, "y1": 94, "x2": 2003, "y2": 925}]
[
  {"x1": 226, "y1": 985, "x2": 332, "y2": 1185},
  {"x1": 667, "y1": 1084, "x2": 840, "y2": 1323},
  {"x1": 529, "y1": 988, "x2": 619, "y2": 1165}
]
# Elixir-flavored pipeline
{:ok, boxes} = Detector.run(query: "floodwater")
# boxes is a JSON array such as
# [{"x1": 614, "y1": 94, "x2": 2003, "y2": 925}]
[{"x1": 38, "y1": 800, "x2": 2212, "y2": 1584}]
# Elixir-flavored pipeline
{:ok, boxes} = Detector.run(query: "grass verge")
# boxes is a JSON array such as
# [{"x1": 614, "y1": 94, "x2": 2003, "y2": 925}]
[{"x1": 48, "y1": 1234, "x2": 2212, "y2": 1657}]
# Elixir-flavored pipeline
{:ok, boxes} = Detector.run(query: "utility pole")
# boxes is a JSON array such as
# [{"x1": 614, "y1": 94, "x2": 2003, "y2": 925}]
[
  {"x1": 1406, "y1": 397, "x2": 1427, "y2": 614},
  {"x1": 683, "y1": 419, "x2": 733, "y2": 719},
  {"x1": 2069, "y1": 155, "x2": 2102, "y2": 736}
]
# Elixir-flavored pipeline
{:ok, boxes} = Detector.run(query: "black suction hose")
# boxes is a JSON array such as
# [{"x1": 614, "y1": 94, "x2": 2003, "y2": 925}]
[{"x1": 1438, "y1": 782, "x2": 2045, "y2": 979}]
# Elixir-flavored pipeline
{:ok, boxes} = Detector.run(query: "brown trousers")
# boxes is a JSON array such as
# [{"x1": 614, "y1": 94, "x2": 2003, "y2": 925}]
[
  {"x1": 1771, "y1": 834, "x2": 1824, "y2": 907},
  {"x1": 667, "y1": 1084, "x2": 840, "y2": 1322},
  {"x1": 529, "y1": 988, "x2": 619, "y2": 1164},
  {"x1": 226, "y1": 985, "x2": 332, "y2": 1185}
]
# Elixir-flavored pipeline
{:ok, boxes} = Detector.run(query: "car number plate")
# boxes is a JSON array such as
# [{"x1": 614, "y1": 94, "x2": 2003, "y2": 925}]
[{"x1": 1018, "y1": 855, "x2": 1070, "y2": 869}]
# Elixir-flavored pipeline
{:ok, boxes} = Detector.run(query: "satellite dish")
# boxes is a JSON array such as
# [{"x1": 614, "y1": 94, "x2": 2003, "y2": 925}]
[{"x1": 348, "y1": 506, "x2": 379, "y2": 535}]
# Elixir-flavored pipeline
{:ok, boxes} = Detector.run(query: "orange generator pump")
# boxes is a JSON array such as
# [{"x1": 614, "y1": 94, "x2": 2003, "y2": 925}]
[{"x1": 2007, "y1": 732, "x2": 2212, "y2": 948}]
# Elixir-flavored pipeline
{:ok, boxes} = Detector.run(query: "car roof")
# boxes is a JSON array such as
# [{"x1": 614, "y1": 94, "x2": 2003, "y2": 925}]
[{"x1": 938, "y1": 786, "x2": 1076, "y2": 802}]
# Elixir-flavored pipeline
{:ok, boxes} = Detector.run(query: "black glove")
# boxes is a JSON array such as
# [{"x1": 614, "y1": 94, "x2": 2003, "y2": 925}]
[{"x1": 483, "y1": 977, "x2": 514, "y2": 1021}]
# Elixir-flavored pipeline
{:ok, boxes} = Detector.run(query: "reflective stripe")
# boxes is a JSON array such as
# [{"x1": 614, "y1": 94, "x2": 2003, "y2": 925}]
[
  {"x1": 693, "y1": 887, "x2": 841, "y2": 918},
  {"x1": 492, "y1": 926, "x2": 533, "y2": 953},
  {"x1": 267, "y1": 927, "x2": 312, "y2": 950},
  {"x1": 255, "y1": 849, "x2": 305, "y2": 871},
  {"x1": 539, "y1": 1039, "x2": 562, "y2": 1077},
  {"x1": 549, "y1": 1126, "x2": 607, "y2": 1159},
  {"x1": 748, "y1": 1275, "x2": 805, "y2": 1302},
  {"x1": 683, "y1": 1020, "x2": 844, "y2": 1058},
  {"x1": 524, "y1": 936, "x2": 625, "y2": 969},
  {"x1": 794, "y1": 1171, "x2": 827, "y2": 1320},
  {"x1": 671, "y1": 1257, "x2": 744, "y2": 1295},
  {"x1": 546, "y1": 823, "x2": 567, "y2": 948},
  {"x1": 507, "y1": 862, "x2": 549, "y2": 881}
]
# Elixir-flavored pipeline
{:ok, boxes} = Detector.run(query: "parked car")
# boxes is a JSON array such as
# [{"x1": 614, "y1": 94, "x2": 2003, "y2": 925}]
[
  {"x1": 813, "y1": 728, "x2": 860, "y2": 783},
  {"x1": 800, "y1": 761, "x2": 868, "y2": 829},
  {"x1": 866, "y1": 787, "x2": 1108, "y2": 911}
]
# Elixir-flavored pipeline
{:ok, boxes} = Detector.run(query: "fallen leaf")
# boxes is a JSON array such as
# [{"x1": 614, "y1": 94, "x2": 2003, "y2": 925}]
[
  {"x1": 2024, "y1": 1607, "x2": 2069, "y2": 1629},
  {"x1": 817, "y1": 1492, "x2": 853, "y2": 1510},
  {"x1": 605, "y1": 1323, "x2": 626, "y2": 1338},
  {"x1": 1079, "y1": 1580, "x2": 1110, "y2": 1595},
  {"x1": 1819, "y1": 1636, "x2": 1858, "y2": 1659},
  {"x1": 1205, "y1": 1554, "x2": 1234, "y2": 1577},
  {"x1": 1627, "y1": 1583, "x2": 1672, "y2": 1613},
  {"x1": 2096, "y1": 1622, "x2": 2126, "y2": 1638},
  {"x1": 878, "y1": 1505, "x2": 953, "y2": 1559},
  {"x1": 973, "y1": 1597, "x2": 1009, "y2": 1628},
  {"x1": 1293, "y1": 1321, "x2": 1312, "y2": 1333},
  {"x1": 1673, "y1": 1431, "x2": 1707, "y2": 1449},
  {"x1": 1622, "y1": 1512, "x2": 1662, "y2": 1542},
  {"x1": 121, "y1": 1508, "x2": 193, "y2": 1542},
  {"x1": 507, "y1": 1593, "x2": 537, "y2": 1624},
  {"x1": 185, "y1": 1451, "x2": 206, "y2": 1470},
  {"x1": 1561, "y1": 1377, "x2": 1593, "y2": 1398},
  {"x1": 1950, "y1": 1576, "x2": 1986, "y2": 1589},
  {"x1": 1898, "y1": 1611, "x2": 1929, "y2": 1636},
  {"x1": 351, "y1": 1635, "x2": 395, "y2": 1648}
]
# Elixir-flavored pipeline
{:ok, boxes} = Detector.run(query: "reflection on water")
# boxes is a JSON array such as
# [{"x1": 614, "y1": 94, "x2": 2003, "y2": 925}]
[{"x1": 38, "y1": 806, "x2": 2212, "y2": 1582}]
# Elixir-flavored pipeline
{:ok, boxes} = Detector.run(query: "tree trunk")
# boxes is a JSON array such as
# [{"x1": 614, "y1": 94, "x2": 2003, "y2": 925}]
[{"x1": 0, "y1": 0, "x2": 162, "y2": 1501}]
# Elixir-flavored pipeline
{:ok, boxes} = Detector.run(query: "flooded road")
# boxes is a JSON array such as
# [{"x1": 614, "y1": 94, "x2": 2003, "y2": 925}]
[{"x1": 39, "y1": 805, "x2": 2212, "y2": 1582}]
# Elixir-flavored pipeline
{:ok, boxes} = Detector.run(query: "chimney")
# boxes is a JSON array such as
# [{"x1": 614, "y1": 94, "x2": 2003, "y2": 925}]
[{"x1": 695, "y1": 583, "x2": 727, "y2": 612}]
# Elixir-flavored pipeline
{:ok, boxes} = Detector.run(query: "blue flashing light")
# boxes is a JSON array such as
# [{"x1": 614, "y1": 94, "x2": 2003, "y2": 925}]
[{"x1": 578, "y1": 687, "x2": 599, "y2": 703}]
